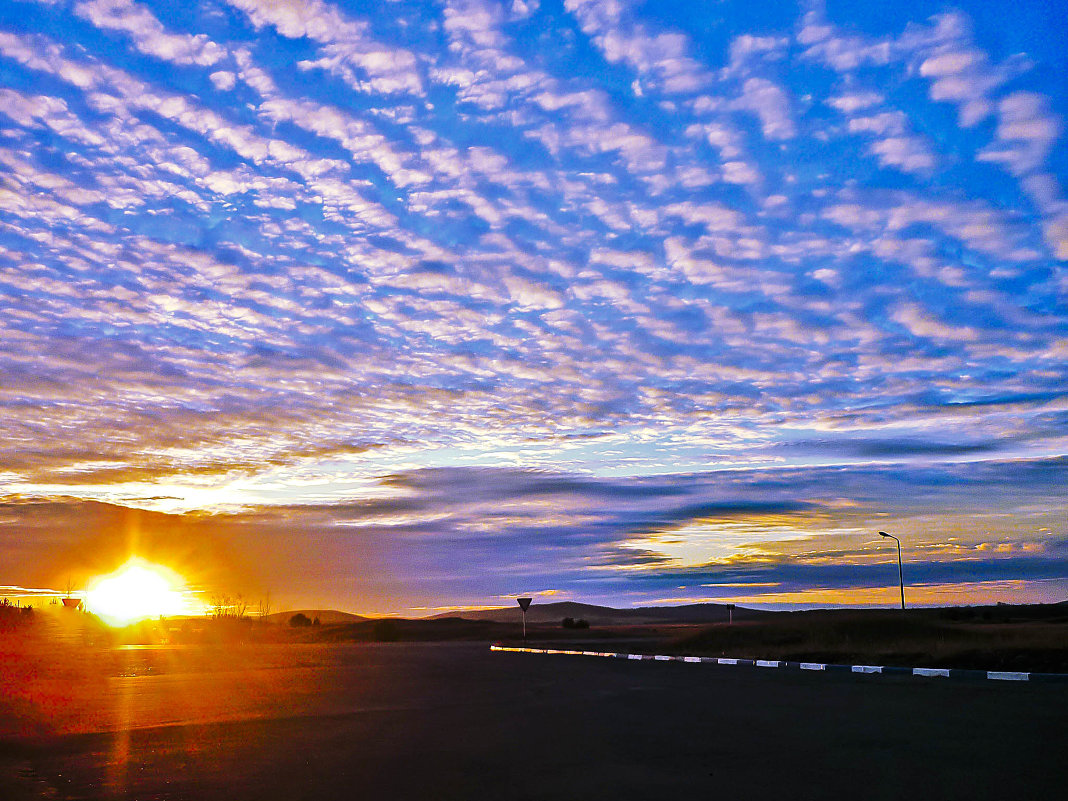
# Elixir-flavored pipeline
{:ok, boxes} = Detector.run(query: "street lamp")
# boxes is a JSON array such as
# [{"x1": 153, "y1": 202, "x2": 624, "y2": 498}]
[{"x1": 878, "y1": 531, "x2": 905, "y2": 610}]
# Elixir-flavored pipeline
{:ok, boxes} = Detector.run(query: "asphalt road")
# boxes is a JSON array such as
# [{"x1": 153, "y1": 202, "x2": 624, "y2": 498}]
[{"x1": 2, "y1": 641, "x2": 1066, "y2": 800}]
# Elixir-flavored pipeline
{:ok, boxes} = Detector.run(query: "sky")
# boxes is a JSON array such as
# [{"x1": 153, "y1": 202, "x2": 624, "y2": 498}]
[{"x1": 0, "y1": 0, "x2": 1066, "y2": 615}]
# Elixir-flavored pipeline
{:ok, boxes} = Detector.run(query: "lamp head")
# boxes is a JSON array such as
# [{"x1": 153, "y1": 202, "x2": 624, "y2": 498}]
[{"x1": 878, "y1": 531, "x2": 890, "y2": 537}]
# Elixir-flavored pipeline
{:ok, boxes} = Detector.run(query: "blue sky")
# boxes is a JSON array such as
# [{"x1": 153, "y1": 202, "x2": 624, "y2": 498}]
[{"x1": 0, "y1": 0, "x2": 1065, "y2": 613}]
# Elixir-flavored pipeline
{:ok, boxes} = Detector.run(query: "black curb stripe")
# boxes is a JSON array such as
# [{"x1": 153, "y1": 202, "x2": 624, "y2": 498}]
[{"x1": 1030, "y1": 672, "x2": 1068, "y2": 683}]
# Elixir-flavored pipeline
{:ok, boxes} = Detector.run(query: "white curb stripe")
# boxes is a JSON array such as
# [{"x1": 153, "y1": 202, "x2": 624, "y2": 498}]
[
  {"x1": 492, "y1": 647, "x2": 1058, "y2": 682},
  {"x1": 913, "y1": 667, "x2": 950, "y2": 678}
]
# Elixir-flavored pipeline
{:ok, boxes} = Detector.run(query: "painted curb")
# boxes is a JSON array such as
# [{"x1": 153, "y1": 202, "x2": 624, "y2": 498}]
[{"x1": 489, "y1": 645, "x2": 1068, "y2": 683}]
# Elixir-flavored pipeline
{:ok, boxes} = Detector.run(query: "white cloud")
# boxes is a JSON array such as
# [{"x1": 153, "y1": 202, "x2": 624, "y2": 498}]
[
  {"x1": 841, "y1": 111, "x2": 937, "y2": 175},
  {"x1": 1042, "y1": 212, "x2": 1068, "y2": 261},
  {"x1": 209, "y1": 71, "x2": 237, "y2": 91},
  {"x1": 891, "y1": 303, "x2": 978, "y2": 342},
  {"x1": 732, "y1": 78, "x2": 794, "y2": 140},
  {"x1": 565, "y1": 0, "x2": 712, "y2": 94},
  {"x1": 868, "y1": 136, "x2": 935, "y2": 173},
  {"x1": 721, "y1": 160, "x2": 760, "y2": 185},
  {"x1": 975, "y1": 92, "x2": 1066, "y2": 260},
  {"x1": 75, "y1": 0, "x2": 225, "y2": 66},
  {"x1": 978, "y1": 92, "x2": 1061, "y2": 176},
  {"x1": 225, "y1": 0, "x2": 424, "y2": 95},
  {"x1": 827, "y1": 92, "x2": 882, "y2": 114},
  {"x1": 919, "y1": 50, "x2": 982, "y2": 77},
  {"x1": 728, "y1": 34, "x2": 787, "y2": 69}
]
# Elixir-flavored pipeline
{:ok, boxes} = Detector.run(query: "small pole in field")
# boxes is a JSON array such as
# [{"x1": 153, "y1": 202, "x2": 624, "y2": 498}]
[{"x1": 517, "y1": 597, "x2": 532, "y2": 641}]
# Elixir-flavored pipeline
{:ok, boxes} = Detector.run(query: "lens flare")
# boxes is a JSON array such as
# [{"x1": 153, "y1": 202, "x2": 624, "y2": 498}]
[{"x1": 85, "y1": 558, "x2": 195, "y2": 626}]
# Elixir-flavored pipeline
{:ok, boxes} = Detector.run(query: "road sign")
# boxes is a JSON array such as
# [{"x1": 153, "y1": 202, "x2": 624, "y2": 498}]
[{"x1": 517, "y1": 597, "x2": 532, "y2": 640}]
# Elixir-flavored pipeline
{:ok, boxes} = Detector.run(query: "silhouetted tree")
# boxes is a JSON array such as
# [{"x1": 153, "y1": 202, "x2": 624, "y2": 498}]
[
  {"x1": 210, "y1": 594, "x2": 230, "y2": 618},
  {"x1": 210, "y1": 593, "x2": 251, "y2": 619},
  {"x1": 289, "y1": 613, "x2": 312, "y2": 627}
]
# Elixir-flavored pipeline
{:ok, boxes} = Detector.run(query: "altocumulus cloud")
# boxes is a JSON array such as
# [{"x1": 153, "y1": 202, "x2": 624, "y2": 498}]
[
  {"x1": 2, "y1": 459, "x2": 1066, "y2": 612},
  {"x1": 0, "y1": 0, "x2": 1065, "y2": 610}
]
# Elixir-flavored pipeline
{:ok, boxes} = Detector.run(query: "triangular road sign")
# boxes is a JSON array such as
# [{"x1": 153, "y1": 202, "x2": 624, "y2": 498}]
[{"x1": 517, "y1": 597, "x2": 532, "y2": 611}]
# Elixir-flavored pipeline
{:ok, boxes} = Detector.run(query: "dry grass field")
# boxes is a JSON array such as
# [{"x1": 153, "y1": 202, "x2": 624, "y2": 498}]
[{"x1": 660, "y1": 606, "x2": 1068, "y2": 672}]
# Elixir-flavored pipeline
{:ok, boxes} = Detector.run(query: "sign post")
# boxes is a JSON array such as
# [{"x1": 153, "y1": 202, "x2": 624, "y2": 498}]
[{"x1": 517, "y1": 597, "x2": 532, "y2": 641}]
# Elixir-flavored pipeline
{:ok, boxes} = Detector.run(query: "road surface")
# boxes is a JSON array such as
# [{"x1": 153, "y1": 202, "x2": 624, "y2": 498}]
[{"x1": 2, "y1": 641, "x2": 1065, "y2": 800}]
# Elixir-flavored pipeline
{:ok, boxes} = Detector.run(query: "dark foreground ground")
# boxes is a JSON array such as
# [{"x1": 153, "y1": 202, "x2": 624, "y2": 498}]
[{"x1": 2, "y1": 640, "x2": 1066, "y2": 801}]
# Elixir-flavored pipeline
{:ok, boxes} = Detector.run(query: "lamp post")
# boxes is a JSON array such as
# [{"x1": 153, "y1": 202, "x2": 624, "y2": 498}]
[{"x1": 878, "y1": 531, "x2": 905, "y2": 610}]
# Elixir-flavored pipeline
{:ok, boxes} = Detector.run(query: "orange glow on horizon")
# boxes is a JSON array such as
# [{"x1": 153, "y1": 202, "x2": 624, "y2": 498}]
[{"x1": 647, "y1": 579, "x2": 1062, "y2": 608}]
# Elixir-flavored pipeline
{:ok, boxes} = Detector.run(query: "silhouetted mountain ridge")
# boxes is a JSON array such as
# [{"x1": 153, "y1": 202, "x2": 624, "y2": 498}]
[
  {"x1": 267, "y1": 610, "x2": 368, "y2": 624},
  {"x1": 428, "y1": 601, "x2": 764, "y2": 625}
]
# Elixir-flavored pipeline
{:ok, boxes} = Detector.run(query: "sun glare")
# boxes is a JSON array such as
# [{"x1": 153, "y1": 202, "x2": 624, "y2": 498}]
[{"x1": 85, "y1": 558, "x2": 196, "y2": 626}]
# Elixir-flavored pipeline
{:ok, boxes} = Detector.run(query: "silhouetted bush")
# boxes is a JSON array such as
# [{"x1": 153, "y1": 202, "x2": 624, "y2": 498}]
[
  {"x1": 289, "y1": 613, "x2": 312, "y2": 627},
  {"x1": 0, "y1": 599, "x2": 35, "y2": 631},
  {"x1": 561, "y1": 617, "x2": 590, "y2": 629}
]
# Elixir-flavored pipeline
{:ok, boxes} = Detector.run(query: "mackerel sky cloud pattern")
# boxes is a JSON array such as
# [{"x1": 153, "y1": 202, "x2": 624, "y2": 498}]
[{"x1": 0, "y1": 0, "x2": 1065, "y2": 612}]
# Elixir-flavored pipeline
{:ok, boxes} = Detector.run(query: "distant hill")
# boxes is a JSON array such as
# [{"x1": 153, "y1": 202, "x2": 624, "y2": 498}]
[
  {"x1": 267, "y1": 610, "x2": 368, "y2": 625},
  {"x1": 309, "y1": 616, "x2": 513, "y2": 643},
  {"x1": 429, "y1": 601, "x2": 764, "y2": 626}
]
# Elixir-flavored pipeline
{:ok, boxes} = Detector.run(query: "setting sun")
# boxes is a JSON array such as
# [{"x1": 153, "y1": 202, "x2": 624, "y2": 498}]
[{"x1": 84, "y1": 558, "x2": 198, "y2": 626}]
